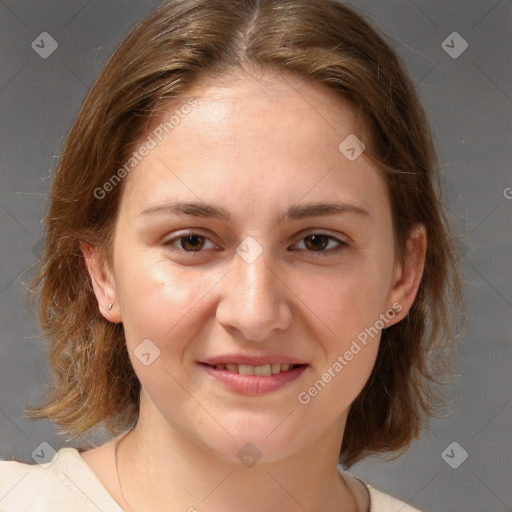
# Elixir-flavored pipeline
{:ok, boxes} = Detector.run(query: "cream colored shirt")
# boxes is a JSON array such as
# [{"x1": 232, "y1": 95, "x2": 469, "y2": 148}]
[{"x1": 0, "y1": 447, "x2": 421, "y2": 511}]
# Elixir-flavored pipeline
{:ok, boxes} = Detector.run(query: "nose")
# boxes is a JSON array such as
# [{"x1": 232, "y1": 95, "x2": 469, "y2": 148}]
[{"x1": 215, "y1": 245, "x2": 293, "y2": 341}]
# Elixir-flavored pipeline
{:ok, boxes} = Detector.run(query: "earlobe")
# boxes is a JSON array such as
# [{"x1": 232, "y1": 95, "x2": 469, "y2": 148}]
[
  {"x1": 386, "y1": 224, "x2": 427, "y2": 326},
  {"x1": 81, "y1": 242, "x2": 121, "y2": 323}
]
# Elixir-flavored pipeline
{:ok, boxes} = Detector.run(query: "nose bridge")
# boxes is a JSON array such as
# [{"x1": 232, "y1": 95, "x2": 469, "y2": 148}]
[
  {"x1": 233, "y1": 244, "x2": 277, "y2": 313},
  {"x1": 216, "y1": 242, "x2": 292, "y2": 339}
]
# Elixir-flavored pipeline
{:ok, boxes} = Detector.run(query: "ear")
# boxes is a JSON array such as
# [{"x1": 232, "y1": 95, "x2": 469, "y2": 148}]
[
  {"x1": 81, "y1": 242, "x2": 122, "y2": 323},
  {"x1": 385, "y1": 224, "x2": 427, "y2": 326}
]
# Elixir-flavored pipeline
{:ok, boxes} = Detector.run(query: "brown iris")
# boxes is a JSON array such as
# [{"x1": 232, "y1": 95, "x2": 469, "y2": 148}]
[
  {"x1": 180, "y1": 235, "x2": 205, "y2": 251},
  {"x1": 303, "y1": 234, "x2": 330, "y2": 251}
]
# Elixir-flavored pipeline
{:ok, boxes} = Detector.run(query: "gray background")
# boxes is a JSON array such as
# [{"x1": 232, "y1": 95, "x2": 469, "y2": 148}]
[{"x1": 0, "y1": 1, "x2": 511, "y2": 511}]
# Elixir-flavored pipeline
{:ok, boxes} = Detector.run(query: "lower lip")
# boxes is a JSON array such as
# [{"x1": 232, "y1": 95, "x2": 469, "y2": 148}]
[{"x1": 200, "y1": 364, "x2": 308, "y2": 395}]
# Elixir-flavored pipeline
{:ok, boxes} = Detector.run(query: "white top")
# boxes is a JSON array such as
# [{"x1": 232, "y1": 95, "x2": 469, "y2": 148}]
[{"x1": 0, "y1": 447, "x2": 421, "y2": 511}]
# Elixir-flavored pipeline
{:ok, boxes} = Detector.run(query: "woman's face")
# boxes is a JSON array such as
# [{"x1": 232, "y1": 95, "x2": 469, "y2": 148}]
[{"x1": 91, "y1": 71, "x2": 418, "y2": 462}]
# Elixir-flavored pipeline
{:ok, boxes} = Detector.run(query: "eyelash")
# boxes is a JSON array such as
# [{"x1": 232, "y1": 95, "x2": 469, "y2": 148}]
[{"x1": 163, "y1": 231, "x2": 348, "y2": 257}]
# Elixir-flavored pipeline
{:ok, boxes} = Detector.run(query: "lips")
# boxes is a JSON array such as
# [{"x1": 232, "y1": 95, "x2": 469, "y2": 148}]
[{"x1": 199, "y1": 355, "x2": 309, "y2": 395}]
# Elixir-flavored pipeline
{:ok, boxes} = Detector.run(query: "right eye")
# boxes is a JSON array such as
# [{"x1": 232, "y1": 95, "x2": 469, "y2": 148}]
[{"x1": 163, "y1": 232, "x2": 218, "y2": 253}]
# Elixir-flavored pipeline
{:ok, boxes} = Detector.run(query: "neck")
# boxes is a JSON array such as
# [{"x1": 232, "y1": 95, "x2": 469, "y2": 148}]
[{"x1": 115, "y1": 408, "x2": 360, "y2": 512}]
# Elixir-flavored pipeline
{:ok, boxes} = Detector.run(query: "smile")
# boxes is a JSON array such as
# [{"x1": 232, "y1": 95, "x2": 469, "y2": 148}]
[
  {"x1": 200, "y1": 362, "x2": 309, "y2": 395},
  {"x1": 204, "y1": 362, "x2": 303, "y2": 376}
]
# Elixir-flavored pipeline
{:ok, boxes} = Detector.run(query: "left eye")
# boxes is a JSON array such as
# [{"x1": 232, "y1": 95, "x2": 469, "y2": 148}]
[{"x1": 292, "y1": 234, "x2": 347, "y2": 254}]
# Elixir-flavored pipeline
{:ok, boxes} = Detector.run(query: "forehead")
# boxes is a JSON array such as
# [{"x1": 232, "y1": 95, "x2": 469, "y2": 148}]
[
  {"x1": 143, "y1": 68, "x2": 365, "y2": 150},
  {"x1": 188, "y1": 69, "x2": 361, "y2": 132},
  {"x1": 118, "y1": 70, "x2": 386, "y2": 222}
]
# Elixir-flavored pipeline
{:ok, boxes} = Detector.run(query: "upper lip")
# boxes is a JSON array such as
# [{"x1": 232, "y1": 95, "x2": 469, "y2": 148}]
[{"x1": 200, "y1": 355, "x2": 308, "y2": 366}]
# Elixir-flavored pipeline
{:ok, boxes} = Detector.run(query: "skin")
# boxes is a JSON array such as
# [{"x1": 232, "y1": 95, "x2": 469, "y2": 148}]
[{"x1": 82, "y1": 69, "x2": 426, "y2": 512}]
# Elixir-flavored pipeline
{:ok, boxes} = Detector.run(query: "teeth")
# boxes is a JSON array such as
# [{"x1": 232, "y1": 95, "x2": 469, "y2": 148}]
[
  {"x1": 271, "y1": 363, "x2": 281, "y2": 374},
  {"x1": 212, "y1": 363, "x2": 299, "y2": 376},
  {"x1": 254, "y1": 364, "x2": 272, "y2": 376},
  {"x1": 238, "y1": 364, "x2": 254, "y2": 376}
]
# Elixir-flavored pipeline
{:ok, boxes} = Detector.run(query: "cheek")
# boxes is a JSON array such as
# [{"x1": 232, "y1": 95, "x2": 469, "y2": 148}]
[
  {"x1": 293, "y1": 256, "x2": 392, "y2": 342},
  {"x1": 290, "y1": 253, "x2": 391, "y2": 402},
  {"x1": 294, "y1": 269, "x2": 384, "y2": 413},
  {"x1": 115, "y1": 251, "x2": 218, "y2": 354}
]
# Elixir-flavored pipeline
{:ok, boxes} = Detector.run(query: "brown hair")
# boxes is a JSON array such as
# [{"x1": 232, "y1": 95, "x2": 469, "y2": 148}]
[{"x1": 25, "y1": 0, "x2": 466, "y2": 467}]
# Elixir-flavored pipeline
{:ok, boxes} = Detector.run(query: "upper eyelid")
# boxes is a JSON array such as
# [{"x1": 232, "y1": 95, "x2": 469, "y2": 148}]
[
  {"x1": 293, "y1": 230, "x2": 348, "y2": 245},
  {"x1": 164, "y1": 232, "x2": 218, "y2": 250}
]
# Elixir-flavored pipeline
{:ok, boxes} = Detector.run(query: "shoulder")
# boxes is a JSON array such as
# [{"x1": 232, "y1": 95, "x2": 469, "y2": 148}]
[
  {"x1": 365, "y1": 482, "x2": 422, "y2": 512},
  {"x1": 339, "y1": 469, "x2": 422, "y2": 512},
  {"x1": 0, "y1": 447, "x2": 122, "y2": 512}
]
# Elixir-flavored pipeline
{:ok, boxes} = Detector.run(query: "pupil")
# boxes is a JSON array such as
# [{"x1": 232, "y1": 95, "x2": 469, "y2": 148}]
[
  {"x1": 306, "y1": 235, "x2": 327, "y2": 251},
  {"x1": 183, "y1": 235, "x2": 203, "y2": 251}
]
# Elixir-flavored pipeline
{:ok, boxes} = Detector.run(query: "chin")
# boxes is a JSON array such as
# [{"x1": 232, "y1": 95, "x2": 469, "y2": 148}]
[{"x1": 196, "y1": 426, "x2": 303, "y2": 465}]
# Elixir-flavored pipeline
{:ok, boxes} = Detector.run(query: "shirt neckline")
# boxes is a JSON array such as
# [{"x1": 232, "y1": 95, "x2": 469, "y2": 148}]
[
  {"x1": 65, "y1": 446, "x2": 372, "y2": 512},
  {"x1": 337, "y1": 467, "x2": 372, "y2": 512},
  {"x1": 59, "y1": 447, "x2": 125, "y2": 511}
]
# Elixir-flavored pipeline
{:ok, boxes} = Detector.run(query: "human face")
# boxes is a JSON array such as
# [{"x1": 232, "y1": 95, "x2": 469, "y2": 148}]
[{"x1": 101, "y1": 71, "x2": 405, "y2": 462}]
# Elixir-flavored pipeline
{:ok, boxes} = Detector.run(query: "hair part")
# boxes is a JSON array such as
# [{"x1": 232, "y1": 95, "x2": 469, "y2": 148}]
[{"x1": 25, "y1": 0, "x2": 466, "y2": 467}]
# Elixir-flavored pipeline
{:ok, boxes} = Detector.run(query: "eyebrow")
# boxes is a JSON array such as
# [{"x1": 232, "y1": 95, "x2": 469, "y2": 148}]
[{"x1": 139, "y1": 201, "x2": 370, "y2": 221}]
